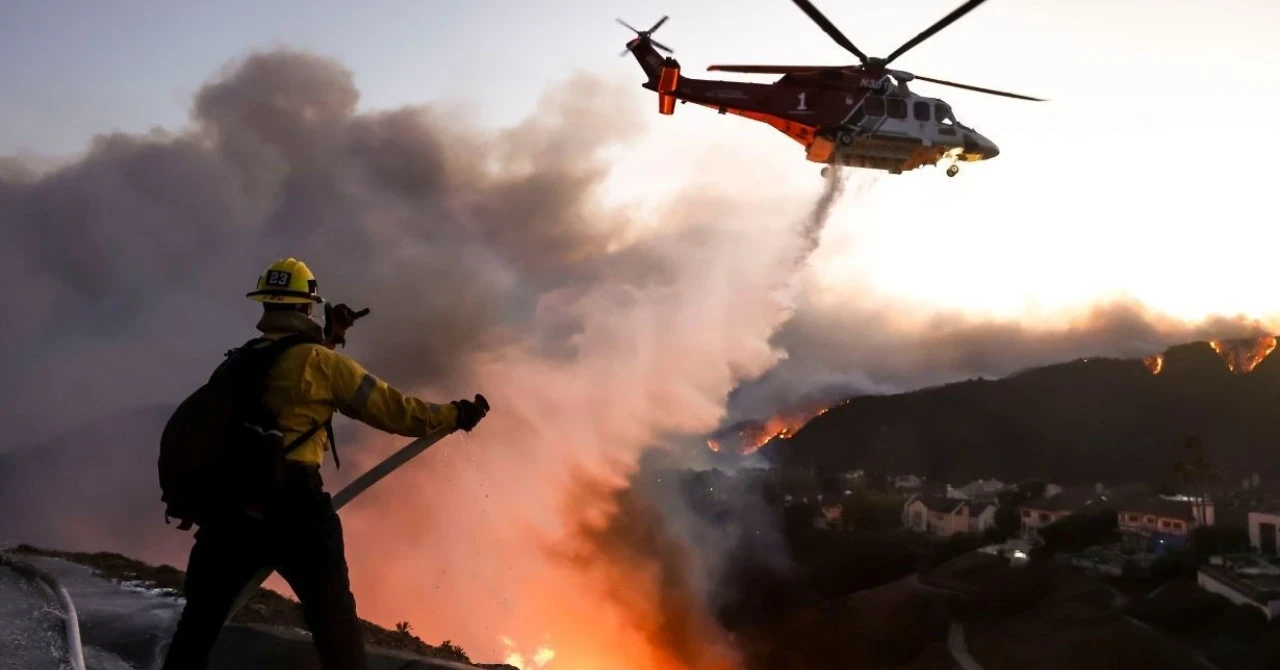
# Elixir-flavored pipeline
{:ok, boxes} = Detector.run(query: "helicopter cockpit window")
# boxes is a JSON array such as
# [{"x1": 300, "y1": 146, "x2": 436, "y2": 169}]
[
  {"x1": 935, "y1": 103, "x2": 956, "y2": 125},
  {"x1": 886, "y1": 97, "x2": 907, "y2": 119},
  {"x1": 864, "y1": 96, "x2": 885, "y2": 117},
  {"x1": 913, "y1": 101, "x2": 930, "y2": 121}
]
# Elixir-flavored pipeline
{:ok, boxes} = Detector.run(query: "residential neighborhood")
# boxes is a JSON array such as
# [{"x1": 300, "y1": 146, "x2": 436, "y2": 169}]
[
  {"x1": 865, "y1": 469, "x2": 1280, "y2": 630},
  {"x1": 670, "y1": 461, "x2": 1280, "y2": 667}
]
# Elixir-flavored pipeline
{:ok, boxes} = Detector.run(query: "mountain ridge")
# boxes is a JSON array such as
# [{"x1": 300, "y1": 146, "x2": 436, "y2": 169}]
[{"x1": 760, "y1": 339, "x2": 1280, "y2": 486}]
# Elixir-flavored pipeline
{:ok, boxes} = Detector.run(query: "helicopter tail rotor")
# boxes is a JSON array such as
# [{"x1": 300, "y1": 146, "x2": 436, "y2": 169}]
[{"x1": 618, "y1": 15, "x2": 674, "y2": 56}]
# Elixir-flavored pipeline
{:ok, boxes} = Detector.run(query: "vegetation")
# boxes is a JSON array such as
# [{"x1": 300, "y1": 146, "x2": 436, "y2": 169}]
[
  {"x1": 839, "y1": 487, "x2": 904, "y2": 532},
  {"x1": 926, "y1": 531, "x2": 991, "y2": 570},
  {"x1": 993, "y1": 480, "x2": 1047, "y2": 536},
  {"x1": 1035, "y1": 507, "x2": 1119, "y2": 557}
]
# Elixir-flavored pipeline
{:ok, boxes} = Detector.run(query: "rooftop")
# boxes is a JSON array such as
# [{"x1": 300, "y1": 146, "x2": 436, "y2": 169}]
[
  {"x1": 911, "y1": 494, "x2": 966, "y2": 515},
  {"x1": 1021, "y1": 490, "x2": 1111, "y2": 513},
  {"x1": 953, "y1": 479, "x2": 1007, "y2": 497},
  {"x1": 1118, "y1": 497, "x2": 1197, "y2": 522}
]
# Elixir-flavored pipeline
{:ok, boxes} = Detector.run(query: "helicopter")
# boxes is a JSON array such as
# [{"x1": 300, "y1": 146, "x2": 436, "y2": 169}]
[{"x1": 619, "y1": 0, "x2": 1044, "y2": 178}]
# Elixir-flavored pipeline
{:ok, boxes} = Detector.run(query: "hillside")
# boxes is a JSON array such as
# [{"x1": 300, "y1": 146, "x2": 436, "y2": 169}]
[
  {"x1": 762, "y1": 339, "x2": 1280, "y2": 485},
  {"x1": 3, "y1": 544, "x2": 509, "y2": 669}
]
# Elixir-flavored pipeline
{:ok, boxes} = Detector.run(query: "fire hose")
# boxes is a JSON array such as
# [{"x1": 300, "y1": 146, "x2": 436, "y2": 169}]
[
  {"x1": 225, "y1": 394, "x2": 488, "y2": 621},
  {"x1": 0, "y1": 551, "x2": 87, "y2": 670}
]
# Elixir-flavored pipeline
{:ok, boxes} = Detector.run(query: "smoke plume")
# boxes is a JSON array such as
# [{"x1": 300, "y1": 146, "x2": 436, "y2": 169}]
[{"x1": 0, "y1": 46, "x2": 846, "y2": 666}]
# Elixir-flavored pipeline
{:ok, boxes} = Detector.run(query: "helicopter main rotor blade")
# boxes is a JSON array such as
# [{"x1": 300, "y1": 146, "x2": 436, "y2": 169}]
[
  {"x1": 882, "y1": 0, "x2": 988, "y2": 67},
  {"x1": 790, "y1": 0, "x2": 868, "y2": 64},
  {"x1": 707, "y1": 64, "x2": 848, "y2": 74},
  {"x1": 912, "y1": 74, "x2": 1046, "y2": 101}
]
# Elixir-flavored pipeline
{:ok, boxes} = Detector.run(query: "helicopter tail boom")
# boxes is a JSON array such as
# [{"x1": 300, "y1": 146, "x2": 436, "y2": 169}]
[
  {"x1": 626, "y1": 36, "x2": 683, "y2": 115},
  {"x1": 627, "y1": 36, "x2": 666, "y2": 85}
]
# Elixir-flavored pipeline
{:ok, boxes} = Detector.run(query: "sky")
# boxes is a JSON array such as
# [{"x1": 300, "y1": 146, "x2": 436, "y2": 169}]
[{"x1": 5, "y1": 0, "x2": 1278, "y2": 327}]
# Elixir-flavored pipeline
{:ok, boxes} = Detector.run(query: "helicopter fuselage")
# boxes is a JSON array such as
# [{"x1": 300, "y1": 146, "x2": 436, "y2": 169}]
[{"x1": 630, "y1": 38, "x2": 1000, "y2": 176}]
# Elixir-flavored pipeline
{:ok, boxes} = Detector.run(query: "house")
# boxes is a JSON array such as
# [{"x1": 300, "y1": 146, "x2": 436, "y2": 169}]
[
  {"x1": 947, "y1": 479, "x2": 1007, "y2": 503},
  {"x1": 1248, "y1": 508, "x2": 1280, "y2": 556},
  {"x1": 1198, "y1": 556, "x2": 1280, "y2": 620},
  {"x1": 1018, "y1": 490, "x2": 1108, "y2": 539},
  {"x1": 904, "y1": 494, "x2": 970, "y2": 537},
  {"x1": 1098, "y1": 482, "x2": 1154, "y2": 498},
  {"x1": 969, "y1": 503, "x2": 998, "y2": 534},
  {"x1": 892, "y1": 474, "x2": 923, "y2": 490},
  {"x1": 841, "y1": 469, "x2": 865, "y2": 484},
  {"x1": 1156, "y1": 494, "x2": 1216, "y2": 526},
  {"x1": 1117, "y1": 497, "x2": 1206, "y2": 552},
  {"x1": 903, "y1": 494, "x2": 926, "y2": 532}
]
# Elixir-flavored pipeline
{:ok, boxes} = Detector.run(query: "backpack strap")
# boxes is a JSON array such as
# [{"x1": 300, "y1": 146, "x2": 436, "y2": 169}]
[
  {"x1": 326, "y1": 421, "x2": 340, "y2": 469},
  {"x1": 281, "y1": 420, "x2": 326, "y2": 455},
  {"x1": 262, "y1": 332, "x2": 341, "y2": 469}
]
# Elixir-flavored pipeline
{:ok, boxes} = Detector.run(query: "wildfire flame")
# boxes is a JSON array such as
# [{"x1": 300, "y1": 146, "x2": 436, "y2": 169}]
[
  {"x1": 1143, "y1": 354, "x2": 1164, "y2": 375},
  {"x1": 501, "y1": 637, "x2": 556, "y2": 670},
  {"x1": 707, "y1": 399, "x2": 850, "y2": 455},
  {"x1": 1209, "y1": 336, "x2": 1277, "y2": 374}
]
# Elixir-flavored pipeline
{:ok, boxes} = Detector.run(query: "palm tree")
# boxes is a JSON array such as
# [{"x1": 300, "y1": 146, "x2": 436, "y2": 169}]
[{"x1": 1174, "y1": 435, "x2": 1219, "y2": 548}]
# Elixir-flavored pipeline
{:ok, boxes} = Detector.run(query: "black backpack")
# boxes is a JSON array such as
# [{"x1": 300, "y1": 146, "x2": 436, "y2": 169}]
[{"x1": 158, "y1": 333, "x2": 336, "y2": 530}]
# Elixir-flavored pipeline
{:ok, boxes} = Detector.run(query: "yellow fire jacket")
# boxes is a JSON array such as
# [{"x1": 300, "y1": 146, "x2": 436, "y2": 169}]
[{"x1": 254, "y1": 310, "x2": 459, "y2": 467}]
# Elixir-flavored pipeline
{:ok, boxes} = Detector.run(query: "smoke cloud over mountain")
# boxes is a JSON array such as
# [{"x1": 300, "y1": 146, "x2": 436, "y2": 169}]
[{"x1": 724, "y1": 296, "x2": 1278, "y2": 424}]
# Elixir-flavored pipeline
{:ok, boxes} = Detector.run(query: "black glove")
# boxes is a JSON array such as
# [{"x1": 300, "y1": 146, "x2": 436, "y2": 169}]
[
  {"x1": 324, "y1": 303, "x2": 370, "y2": 348},
  {"x1": 451, "y1": 394, "x2": 490, "y2": 432}
]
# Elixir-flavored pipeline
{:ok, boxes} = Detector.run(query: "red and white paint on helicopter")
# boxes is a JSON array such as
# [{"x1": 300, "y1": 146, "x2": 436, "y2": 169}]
[{"x1": 619, "y1": 0, "x2": 1043, "y2": 178}]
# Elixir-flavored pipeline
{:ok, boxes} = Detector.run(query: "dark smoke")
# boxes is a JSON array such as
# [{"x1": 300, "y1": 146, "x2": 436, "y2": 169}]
[
  {"x1": 0, "y1": 49, "x2": 642, "y2": 452},
  {"x1": 0, "y1": 47, "x2": 650, "y2": 564},
  {"x1": 0, "y1": 46, "x2": 849, "y2": 663}
]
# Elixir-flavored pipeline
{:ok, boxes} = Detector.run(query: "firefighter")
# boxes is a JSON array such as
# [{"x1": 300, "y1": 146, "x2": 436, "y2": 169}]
[{"x1": 160, "y1": 258, "x2": 489, "y2": 670}]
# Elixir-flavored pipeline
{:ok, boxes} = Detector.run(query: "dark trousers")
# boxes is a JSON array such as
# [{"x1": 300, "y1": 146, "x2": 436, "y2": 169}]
[{"x1": 161, "y1": 469, "x2": 367, "y2": 670}]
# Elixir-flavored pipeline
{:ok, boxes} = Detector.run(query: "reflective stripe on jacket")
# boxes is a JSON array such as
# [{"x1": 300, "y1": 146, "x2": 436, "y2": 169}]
[{"x1": 255, "y1": 310, "x2": 459, "y2": 467}]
